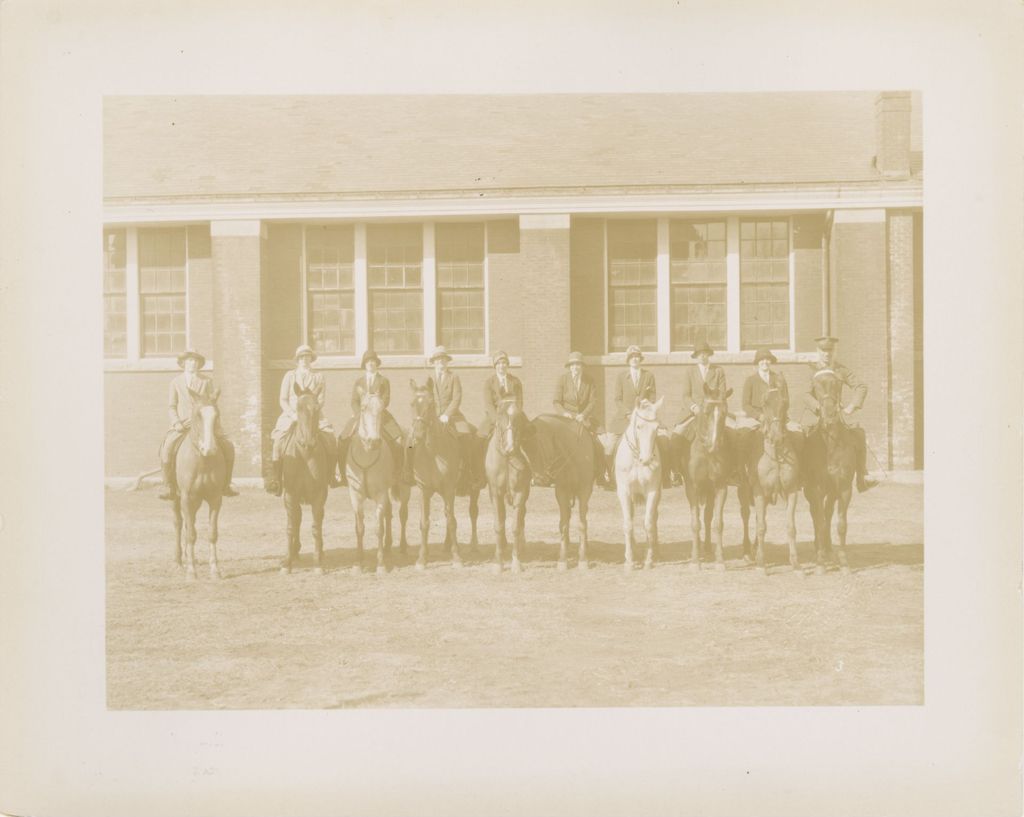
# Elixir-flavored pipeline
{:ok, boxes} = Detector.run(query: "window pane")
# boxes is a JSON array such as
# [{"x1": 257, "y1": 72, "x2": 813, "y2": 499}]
[
  {"x1": 739, "y1": 219, "x2": 790, "y2": 350},
  {"x1": 304, "y1": 226, "x2": 355, "y2": 354},
  {"x1": 103, "y1": 230, "x2": 127, "y2": 358},
  {"x1": 370, "y1": 290, "x2": 423, "y2": 354},
  {"x1": 138, "y1": 229, "x2": 187, "y2": 357},
  {"x1": 671, "y1": 284, "x2": 727, "y2": 351}
]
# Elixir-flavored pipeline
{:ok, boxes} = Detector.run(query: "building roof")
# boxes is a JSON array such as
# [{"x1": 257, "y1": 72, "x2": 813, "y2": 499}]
[{"x1": 104, "y1": 93, "x2": 922, "y2": 201}]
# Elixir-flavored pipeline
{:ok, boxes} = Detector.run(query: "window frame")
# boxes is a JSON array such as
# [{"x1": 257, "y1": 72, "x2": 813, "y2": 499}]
[
  {"x1": 604, "y1": 217, "x2": 660, "y2": 353},
  {"x1": 604, "y1": 215, "x2": 796, "y2": 357},
  {"x1": 435, "y1": 221, "x2": 488, "y2": 355}
]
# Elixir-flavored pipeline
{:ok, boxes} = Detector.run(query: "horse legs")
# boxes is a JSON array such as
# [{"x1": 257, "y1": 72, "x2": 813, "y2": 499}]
[
  {"x1": 398, "y1": 489, "x2": 409, "y2": 553},
  {"x1": 374, "y1": 494, "x2": 387, "y2": 577},
  {"x1": 556, "y1": 487, "x2": 571, "y2": 571},
  {"x1": 491, "y1": 484, "x2": 507, "y2": 574},
  {"x1": 688, "y1": 495, "x2": 702, "y2": 572},
  {"x1": 513, "y1": 491, "x2": 528, "y2": 573},
  {"x1": 350, "y1": 487, "x2": 365, "y2": 574},
  {"x1": 281, "y1": 494, "x2": 300, "y2": 574},
  {"x1": 182, "y1": 494, "x2": 198, "y2": 579},
  {"x1": 712, "y1": 487, "x2": 727, "y2": 571},
  {"x1": 754, "y1": 493, "x2": 768, "y2": 575},
  {"x1": 577, "y1": 492, "x2": 590, "y2": 571},
  {"x1": 173, "y1": 497, "x2": 183, "y2": 568},
  {"x1": 786, "y1": 491, "x2": 801, "y2": 574},
  {"x1": 445, "y1": 491, "x2": 462, "y2": 568},
  {"x1": 739, "y1": 482, "x2": 753, "y2": 562},
  {"x1": 703, "y1": 501, "x2": 714, "y2": 560},
  {"x1": 208, "y1": 498, "x2": 222, "y2": 580},
  {"x1": 469, "y1": 491, "x2": 480, "y2": 552},
  {"x1": 383, "y1": 495, "x2": 393, "y2": 552},
  {"x1": 311, "y1": 499, "x2": 325, "y2": 575},
  {"x1": 416, "y1": 489, "x2": 431, "y2": 571},
  {"x1": 835, "y1": 488, "x2": 852, "y2": 574},
  {"x1": 806, "y1": 488, "x2": 827, "y2": 575},
  {"x1": 618, "y1": 487, "x2": 635, "y2": 571},
  {"x1": 643, "y1": 491, "x2": 659, "y2": 570}
]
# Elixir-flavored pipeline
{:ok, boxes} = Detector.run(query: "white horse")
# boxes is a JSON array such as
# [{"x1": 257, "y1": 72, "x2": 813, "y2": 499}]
[{"x1": 614, "y1": 397, "x2": 664, "y2": 571}]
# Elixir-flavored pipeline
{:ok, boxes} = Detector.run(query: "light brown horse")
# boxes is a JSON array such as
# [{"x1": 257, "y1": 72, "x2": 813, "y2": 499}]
[
  {"x1": 279, "y1": 384, "x2": 330, "y2": 574},
  {"x1": 407, "y1": 379, "x2": 481, "y2": 570},
  {"x1": 614, "y1": 398, "x2": 664, "y2": 571},
  {"x1": 683, "y1": 384, "x2": 735, "y2": 571},
  {"x1": 484, "y1": 397, "x2": 532, "y2": 573},
  {"x1": 346, "y1": 392, "x2": 403, "y2": 576},
  {"x1": 803, "y1": 371, "x2": 856, "y2": 575},
  {"x1": 746, "y1": 388, "x2": 804, "y2": 575},
  {"x1": 173, "y1": 387, "x2": 226, "y2": 580},
  {"x1": 529, "y1": 414, "x2": 596, "y2": 570}
]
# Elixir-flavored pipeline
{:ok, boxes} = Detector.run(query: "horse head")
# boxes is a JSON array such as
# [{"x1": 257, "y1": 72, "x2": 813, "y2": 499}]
[
  {"x1": 628, "y1": 396, "x2": 663, "y2": 467},
  {"x1": 811, "y1": 371, "x2": 844, "y2": 431},
  {"x1": 187, "y1": 386, "x2": 220, "y2": 458},
  {"x1": 293, "y1": 382, "x2": 320, "y2": 452},
  {"x1": 495, "y1": 396, "x2": 526, "y2": 457},
  {"x1": 358, "y1": 391, "x2": 385, "y2": 449},
  {"x1": 408, "y1": 378, "x2": 437, "y2": 446},
  {"x1": 698, "y1": 384, "x2": 732, "y2": 453},
  {"x1": 762, "y1": 387, "x2": 788, "y2": 447}
]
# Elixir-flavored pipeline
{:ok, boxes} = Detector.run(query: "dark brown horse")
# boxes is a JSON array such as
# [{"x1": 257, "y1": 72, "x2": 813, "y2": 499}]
[
  {"x1": 279, "y1": 384, "x2": 330, "y2": 574},
  {"x1": 528, "y1": 414, "x2": 596, "y2": 570},
  {"x1": 803, "y1": 371, "x2": 856, "y2": 574},
  {"x1": 743, "y1": 388, "x2": 804, "y2": 575},
  {"x1": 683, "y1": 384, "x2": 736, "y2": 571},
  {"x1": 173, "y1": 387, "x2": 226, "y2": 579},
  {"x1": 484, "y1": 397, "x2": 532, "y2": 573},
  {"x1": 408, "y1": 379, "x2": 481, "y2": 569}
]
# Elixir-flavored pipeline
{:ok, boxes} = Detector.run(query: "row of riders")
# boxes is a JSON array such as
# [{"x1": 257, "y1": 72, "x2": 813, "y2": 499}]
[{"x1": 160, "y1": 336, "x2": 877, "y2": 578}]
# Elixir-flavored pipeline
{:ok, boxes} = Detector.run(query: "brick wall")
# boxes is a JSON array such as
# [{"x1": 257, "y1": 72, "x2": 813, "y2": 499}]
[
  {"x1": 105, "y1": 371, "x2": 174, "y2": 476},
  {"x1": 792, "y1": 214, "x2": 824, "y2": 352},
  {"x1": 831, "y1": 215, "x2": 890, "y2": 470},
  {"x1": 486, "y1": 219, "x2": 522, "y2": 357},
  {"x1": 211, "y1": 223, "x2": 265, "y2": 477},
  {"x1": 187, "y1": 225, "x2": 213, "y2": 356},
  {"x1": 570, "y1": 217, "x2": 605, "y2": 356}
]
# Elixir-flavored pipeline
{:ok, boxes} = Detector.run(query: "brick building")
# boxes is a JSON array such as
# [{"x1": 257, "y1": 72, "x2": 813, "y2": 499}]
[{"x1": 103, "y1": 92, "x2": 924, "y2": 480}]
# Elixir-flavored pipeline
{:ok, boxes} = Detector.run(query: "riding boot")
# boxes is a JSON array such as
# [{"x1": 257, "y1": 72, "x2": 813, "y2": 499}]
[
  {"x1": 324, "y1": 434, "x2": 341, "y2": 488},
  {"x1": 221, "y1": 439, "x2": 239, "y2": 496},
  {"x1": 158, "y1": 460, "x2": 177, "y2": 501},
  {"x1": 604, "y1": 451, "x2": 617, "y2": 491},
  {"x1": 853, "y1": 428, "x2": 877, "y2": 493},
  {"x1": 336, "y1": 436, "x2": 350, "y2": 487},
  {"x1": 266, "y1": 458, "x2": 283, "y2": 497}
]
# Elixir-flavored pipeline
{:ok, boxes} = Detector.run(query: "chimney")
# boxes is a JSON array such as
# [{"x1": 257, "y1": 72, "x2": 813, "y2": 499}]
[{"x1": 875, "y1": 91, "x2": 912, "y2": 179}]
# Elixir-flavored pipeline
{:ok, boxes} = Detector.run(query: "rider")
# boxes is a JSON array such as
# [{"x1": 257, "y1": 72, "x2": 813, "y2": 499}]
[
  {"x1": 803, "y1": 335, "x2": 878, "y2": 493},
  {"x1": 607, "y1": 344, "x2": 658, "y2": 491},
  {"x1": 158, "y1": 348, "x2": 238, "y2": 500},
  {"x1": 667, "y1": 338, "x2": 730, "y2": 485},
  {"x1": 423, "y1": 345, "x2": 481, "y2": 488},
  {"x1": 552, "y1": 351, "x2": 608, "y2": 487},
  {"x1": 338, "y1": 350, "x2": 405, "y2": 486},
  {"x1": 738, "y1": 348, "x2": 793, "y2": 430},
  {"x1": 267, "y1": 344, "x2": 339, "y2": 496}
]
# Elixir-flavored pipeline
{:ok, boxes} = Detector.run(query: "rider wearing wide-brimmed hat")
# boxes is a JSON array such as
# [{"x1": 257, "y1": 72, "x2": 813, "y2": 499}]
[
  {"x1": 605, "y1": 345, "x2": 661, "y2": 490},
  {"x1": 421, "y1": 345, "x2": 482, "y2": 488},
  {"x1": 676, "y1": 338, "x2": 730, "y2": 439},
  {"x1": 266, "y1": 344, "x2": 339, "y2": 495},
  {"x1": 159, "y1": 348, "x2": 238, "y2": 500},
  {"x1": 552, "y1": 351, "x2": 608, "y2": 486},
  {"x1": 337, "y1": 349, "x2": 404, "y2": 486},
  {"x1": 736, "y1": 348, "x2": 792, "y2": 430},
  {"x1": 477, "y1": 350, "x2": 524, "y2": 439},
  {"x1": 803, "y1": 335, "x2": 877, "y2": 492}
]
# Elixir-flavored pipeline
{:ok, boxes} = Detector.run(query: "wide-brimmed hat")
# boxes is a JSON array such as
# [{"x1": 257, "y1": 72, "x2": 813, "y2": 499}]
[
  {"x1": 361, "y1": 350, "x2": 381, "y2": 369},
  {"x1": 565, "y1": 351, "x2": 585, "y2": 368},
  {"x1": 625, "y1": 345, "x2": 644, "y2": 363},
  {"x1": 691, "y1": 339, "x2": 715, "y2": 358},
  {"x1": 753, "y1": 348, "x2": 778, "y2": 365},
  {"x1": 492, "y1": 350, "x2": 510, "y2": 367},
  {"x1": 815, "y1": 335, "x2": 839, "y2": 351},
  {"x1": 177, "y1": 348, "x2": 206, "y2": 368},
  {"x1": 294, "y1": 344, "x2": 318, "y2": 363},
  {"x1": 428, "y1": 345, "x2": 452, "y2": 364}
]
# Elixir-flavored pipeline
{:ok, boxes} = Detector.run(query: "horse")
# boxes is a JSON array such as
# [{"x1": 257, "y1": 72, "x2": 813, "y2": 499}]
[
  {"x1": 407, "y1": 379, "x2": 481, "y2": 569},
  {"x1": 614, "y1": 398, "x2": 664, "y2": 571},
  {"x1": 528, "y1": 414, "x2": 597, "y2": 570},
  {"x1": 682, "y1": 384, "x2": 736, "y2": 571},
  {"x1": 173, "y1": 387, "x2": 226, "y2": 580},
  {"x1": 745, "y1": 388, "x2": 804, "y2": 575},
  {"x1": 278, "y1": 383, "x2": 330, "y2": 574},
  {"x1": 803, "y1": 371, "x2": 856, "y2": 575},
  {"x1": 345, "y1": 391, "x2": 406, "y2": 576},
  {"x1": 484, "y1": 397, "x2": 532, "y2": 573}
]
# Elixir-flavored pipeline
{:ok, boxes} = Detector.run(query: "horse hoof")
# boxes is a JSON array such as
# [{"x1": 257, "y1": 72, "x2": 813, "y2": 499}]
[
  {"x1": 578, "y1": 560, "x2": 589, "y2": 572},
  {"x1": 759, "y1": 567, "x2": 768, "y2": 577},
  {"x1": 314, "y1": 567, "x2": 324, "y2": 576},
  {"x1": 185, "y1": 569, "x2": 197, "y2": 580},
  {"x1": 794, "y1": 567, "x2": 806, "y2": 578},
  {"x1": 451, "y1": 561, "x2": 463, "y2": 571},
  {"x1": 840, "y1": 566, "x2": 852, "y2": 576},
  {"x1": 210, "y1": 568, "x2": 222, "y2": 580},
  {"x1": 376, "y1": 566, "x2": 386, "y2": 578},
  {"x1": 743, "y1": 555, "x2": 754, "y2": 565},
  {"x1": 644, "y1": 559, "x2": 654, "y2": 571},
  {"x1": 815, "y1": 565, "x2": 827, "y2": 576},
  {"x1": 491, "y1": 563, "x2": 502, "y2": 575},
  {"x1": 623, "y1": 561, "x2": 634, "y2": 573},
  {"x1": 511, "y1": 560, "x2": 522, "y2": 574},
  {"x1": 279, "y1": 566, "x2": 291, "y2": 575},
  {"x1": 689, "y1": 562, "x2": 701, "y2": 573},
  {"x1": 415, "y1": 562, "x2": 426, "y2": 572},
  {"x1": 350, "y1": 565, "x2": 362, "y2": 576},
  {"x1": 557, "y1": 561, "x2": 568, "y2": 572},
  {"x1": 715, "y1": 562, "x2": 726, "y2": 573}
]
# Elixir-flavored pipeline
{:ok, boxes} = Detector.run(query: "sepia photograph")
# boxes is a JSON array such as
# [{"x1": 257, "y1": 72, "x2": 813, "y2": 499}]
[{"x1": 103, "y1": 91, "x2": 924, "y2": 709}]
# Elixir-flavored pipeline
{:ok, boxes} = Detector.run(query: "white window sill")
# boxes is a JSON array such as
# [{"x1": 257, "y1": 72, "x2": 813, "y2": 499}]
[
  {"x1": 585, "y1": 351, "x2": 818, "y2": 366},
  {"x1": 104, "y1": 358, "x2": 214, "y2": 372},
  {"x1": 269, "y1": 354, "x2": 522, "y2": 371}
]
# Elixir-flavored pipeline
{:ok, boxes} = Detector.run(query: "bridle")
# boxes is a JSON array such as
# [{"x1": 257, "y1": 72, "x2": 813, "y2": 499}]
[
  {"x1": 624, "y1": 405, "x2": 659, "y2": 468},
  {"x1": 188, "y1": 400, "x2": 220, "y2": 458},
  {"x1": 697, "y1": 396, "x2": 727, "y2": 453}
]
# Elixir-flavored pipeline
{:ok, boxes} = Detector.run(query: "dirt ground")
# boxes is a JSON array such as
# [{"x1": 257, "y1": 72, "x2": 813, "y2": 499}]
[{"x1": 106, "y1": 479, "x2": 923, "y2": 709}]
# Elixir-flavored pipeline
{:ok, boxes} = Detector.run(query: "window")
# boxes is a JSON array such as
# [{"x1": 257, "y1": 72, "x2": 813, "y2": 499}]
[
  {"x1": 367, "y1": 224, "x2": 424, "y2": 354},
  {"x1": 607, "y1": 219, "x2": 657, "y2": 352},
  {"x1": 306, "y1": 225, "x2": 355, "y2": 354},
  {"x1": 740, "y1": 219, "x2": 790, "y2": 348},
  {"x1": 670, "y1": 220, "x2": 727, "y2": 350},
  {"x1": 138, "y1": 228, "x2": 187, "y2": 357},
  {"x1": 436, "y1": 223, "x2": 485, "y2": 353},
  {"x1": 103, "y1": 229, "x2": 127, "y2": 358}
]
